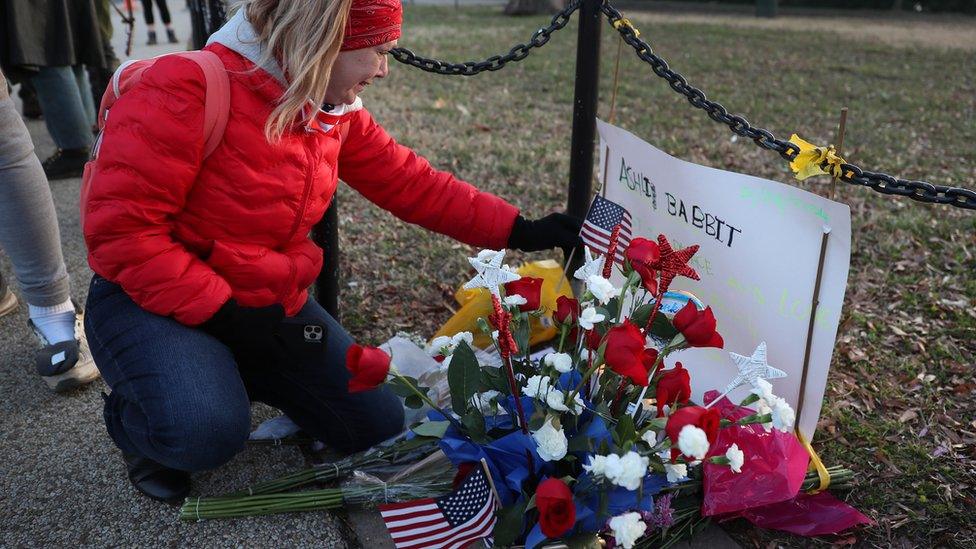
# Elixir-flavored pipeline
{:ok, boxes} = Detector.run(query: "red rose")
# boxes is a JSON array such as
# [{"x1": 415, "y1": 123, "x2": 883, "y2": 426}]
[
  {"x1": 655, "y1": 362, "x2": 691, "y2": 417},
  {"x1": 665, "y1": 405, "x2": 721, "y2": 460},
  {"x1": 554, "y1": 295, "x2": 581, "y2": 325},
  {"x1": 536, "y1": 477, "x2": 576, "y2": 539},
  {"x1": 632, "y1": 262, "x2": 658, "y2": 295},
  {"x1": 504, "y1": 277, "x2": 544, "y2": 312},
  {"x1": 568, "y1": 326, "x2": 604, "y2": 351},
  {"x1": 345, "y1": 344, "x2": 391, "y2": 393},
  {"x1": 452, "y1": 462, "x2": 477, "y2": 490},
  {"x1": 625, "y1": 237, "x2": 660, "y2": 269},
  {"x1": 603, "y1": 321, "x2": 652, "y2": 386},
  {"x1": 672, "y1": 302, "x2": 723, "y2": 348}
]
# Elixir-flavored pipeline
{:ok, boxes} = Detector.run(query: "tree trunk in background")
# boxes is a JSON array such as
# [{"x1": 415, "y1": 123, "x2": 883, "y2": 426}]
[{"x1": 504, "y1": 0, "x2": 561, "y2": 16}]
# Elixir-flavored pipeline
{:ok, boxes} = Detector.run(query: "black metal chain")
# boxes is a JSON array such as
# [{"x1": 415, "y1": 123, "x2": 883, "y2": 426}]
[
  {"x1": 391, "y1": 1, "x2": 580, "y2": 76},
  {"x1": 600, "y1": 2, "x2": 976, "y2": 210}
]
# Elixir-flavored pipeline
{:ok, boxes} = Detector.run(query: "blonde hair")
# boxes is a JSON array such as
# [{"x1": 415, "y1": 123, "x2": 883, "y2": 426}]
[{"x1": 237, "y1": 0, "x2": 352, "y2": 141}]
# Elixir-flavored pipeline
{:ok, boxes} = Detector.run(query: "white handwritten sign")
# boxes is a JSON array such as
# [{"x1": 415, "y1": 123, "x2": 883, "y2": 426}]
[{"x1": 598, "y1": 119, "x2": 851, "y2": 441}]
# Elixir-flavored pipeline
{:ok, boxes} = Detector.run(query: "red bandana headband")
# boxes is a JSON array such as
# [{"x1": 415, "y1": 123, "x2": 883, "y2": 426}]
[{"x1": 341, "y1": 0, "x2": 403, "y2": 51}]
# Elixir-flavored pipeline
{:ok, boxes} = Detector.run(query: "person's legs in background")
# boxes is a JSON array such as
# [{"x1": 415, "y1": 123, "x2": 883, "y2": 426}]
[
  {"x1": 88, "y1": 0, "x2": 121, "y2": 108},
  {"x1": 28, "y1": 65, "x2": 95, "y2": 179},
  {"x1": 0, "y1": 71, "x2": 99, "y2": 391},
  {"x1": 141, "y1": 0, "x2": 158, "y2": 45},
  {"x1": 154, "y1": 0, "x2": 179, "y2": 44}
]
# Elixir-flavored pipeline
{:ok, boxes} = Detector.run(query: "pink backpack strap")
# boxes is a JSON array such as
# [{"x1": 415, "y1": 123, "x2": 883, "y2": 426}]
[{"x1": 173, "y1": 50, "x2": 230, "y2": 159}]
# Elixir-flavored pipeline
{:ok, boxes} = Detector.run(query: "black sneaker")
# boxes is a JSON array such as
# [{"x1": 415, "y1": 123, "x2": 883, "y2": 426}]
[
  {"x1": 147, "y1": 30, "x2": 158, "y2": 45},
  {"x1": 41, "y1": 148, "x2": 89, "y2": 180},
  {"x1": 166, "y1": 28, "x2": 178, "y2": 44},
  {"x1": 122, "y1": 451, "x2": 191, "y2": 504}
]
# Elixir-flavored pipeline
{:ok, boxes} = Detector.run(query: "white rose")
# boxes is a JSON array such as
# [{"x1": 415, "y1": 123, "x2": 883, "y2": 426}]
[
  {"x1": 578, "y1": 307, "x2": 605, "y2": 330},
  {"x1": 522, "y1": 375, "x2": 551, "y2": 399},
  {"x1": 677, "y1": 425, "x2": 710, "y2": 461},
  {"x1": 608, "y1": 512, "x2": 647, "y2": 549},
  {"x1": 469, "y1": 390, "x2": 502, "y2": 414},
  {"x1": 771, "y1": 397, "x2": 795, "y2": 432},
  {"x1": 586, "y1": 275, "x2": 618, "y2": 305},
  {"x1": 725, "y1": 443, "x2": 744, "y2": 473},
  {"x1": 503, "y1": 294, "x2": 527, "y2": 307},
  {"x1": 532, "y1": 418, "x2": 568, "y2": 462},
  {"x1": 545, "y1": 389, "x2": 584, "y2": 416},
  {"x1": 664, "y1": 461, "x2": 688, "y2": 483},
  {"x1": 583, "y1": 454, "x2": 607, "y2": 476},
  {"x1": 544, "y1": 352, "x2": 573, "y2": 373},
  {"x1": 640, "y1": 430, "x2": 657, "y2": 447}
]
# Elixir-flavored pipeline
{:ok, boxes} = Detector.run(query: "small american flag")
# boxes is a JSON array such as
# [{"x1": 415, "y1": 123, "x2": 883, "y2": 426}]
[
  {"x1": 580, "y1": 195, "x2": 633, "y2": 265},
  {"x1": 379, "y1": 466, "x2": 499, "y2": 549}
]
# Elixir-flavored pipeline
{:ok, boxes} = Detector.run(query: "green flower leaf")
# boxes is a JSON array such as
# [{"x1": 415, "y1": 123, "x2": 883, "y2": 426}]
[{"x1": 448, "y1": 341, "x2": 481, "y2": 414}]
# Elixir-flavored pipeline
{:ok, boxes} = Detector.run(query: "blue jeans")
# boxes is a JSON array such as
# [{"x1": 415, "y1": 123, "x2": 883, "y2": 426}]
[
  {"x1": 84, "y1": 275, "x2": 404, "y2": 472},
  {"x1": 30, "y1": 66, "x2": 95, "y2": 150}
]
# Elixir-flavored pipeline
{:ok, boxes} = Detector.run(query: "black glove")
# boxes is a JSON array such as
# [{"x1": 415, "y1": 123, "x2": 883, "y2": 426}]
[
  {"x1": 200, "y1": 299, "x2": 286, "y2": 367},
  {"x1": 506, "y1": 213, "x2": 584, "y2": 252}
]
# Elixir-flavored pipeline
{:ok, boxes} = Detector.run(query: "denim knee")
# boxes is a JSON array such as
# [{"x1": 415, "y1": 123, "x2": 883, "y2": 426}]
[{"x1": 159, "y1": 405, "x2": 251, "y2": 472}]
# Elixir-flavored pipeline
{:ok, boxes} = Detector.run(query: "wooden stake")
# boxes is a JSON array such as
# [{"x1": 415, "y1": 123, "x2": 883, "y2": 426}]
[
  {"x1": 828, "y1": 107, "x2": 848, "y2": 201},
  {"x1": 794, "y1": 227, "x2": 830, "y2": 435},
  {"x1": 479, "y1": 458, "x2": 502, "y2": 510}
]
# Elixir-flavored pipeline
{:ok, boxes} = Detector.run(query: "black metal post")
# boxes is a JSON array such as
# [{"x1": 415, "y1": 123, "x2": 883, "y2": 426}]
[
  {"x1": 756, "y1": 0, "x2": 778, "y2": 18},
  {"x1": 313, "y1": 200, "x2": 341, "y2": 321},
  {"x1": 566, "y1": 0, "x2": 602, "y2": 272}
]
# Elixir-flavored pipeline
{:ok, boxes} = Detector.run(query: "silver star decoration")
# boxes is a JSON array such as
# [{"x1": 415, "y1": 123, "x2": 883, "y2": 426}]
[
  {"x1": 724, "y1": 341, "x2": 787, "y2": 394},
  {"x1": 463, "y1": 249, "x2": 520, "y2": 297},
  {"x1": 573, "y1": 246, "x2": 605, "y2": 282}
]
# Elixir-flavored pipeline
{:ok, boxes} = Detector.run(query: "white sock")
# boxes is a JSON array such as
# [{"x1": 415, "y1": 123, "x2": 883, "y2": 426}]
[{"x1": 28, "y1": 300, "x2": 77, "y2": 345}]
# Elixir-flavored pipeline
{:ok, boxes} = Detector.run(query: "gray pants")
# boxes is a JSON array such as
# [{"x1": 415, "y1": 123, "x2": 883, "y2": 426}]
[{"x1": 0, "y1": 76, "x2": 71, "y2": 307}]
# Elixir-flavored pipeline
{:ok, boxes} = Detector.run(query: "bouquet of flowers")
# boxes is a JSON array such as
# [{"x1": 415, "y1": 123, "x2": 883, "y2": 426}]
[
  {"x1": 339, "y1": 233, "x2": 866, "y2": 547},
  {"x1": 184, "y1": 230, "x2": 868, "y2": 544}
]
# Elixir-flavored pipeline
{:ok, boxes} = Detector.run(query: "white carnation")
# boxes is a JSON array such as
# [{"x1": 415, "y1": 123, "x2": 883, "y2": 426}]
[
  {"x1": 503, "y1": 294, "x2": 527, "y2": 307},
  {"x1": 578, "y1": 307, "x2": 605, "y2": 330},
  {"x1": 608, "y1": 512, "x2": 647, "y2": 549},
  {"x1": 522, "y1": 375, "x2": 551, "y2": 399},
  {"x1": 426, "y1": 335, "x2": 453, "y2": 357},
  {"x1": 771, "y1": 397, "x2": 795, "y2": 432},
  {"x1": 601, "y1": 451, "x2": 648, "y2": 491},
  {"x1": 544, "y1": 352, "x2": 573, "y2": 373},
  {"x1": 757, "y1": 399, "x2": 773, "y2": 432},
  {"x1": 677, "y1": 425, "x2": 710, "y2": 461},
  {"x1": 751, "y1": 378, "x2": 776, "y2": 403},
  {"x1": 532, "y1": 418, "x2": 568, "y2": 462},
  {"x1": 586, "y1": 275, "x2": 618, "y2": 305},
  {"x1": 726, "y1": 443, "x2": 744, "y2": 473},
  {"x1": 664, "y1": 461, "x2": 688, "y2": 483},
  {"x1": 451, "y1": 331, "x2": 473, "y2": 348},
  {"x1": 583, "y1": 454, "x2": 607, "y2": 476}
]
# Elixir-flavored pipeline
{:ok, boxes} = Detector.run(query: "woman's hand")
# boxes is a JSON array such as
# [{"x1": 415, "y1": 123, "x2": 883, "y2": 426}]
[
  {"x1": 506, "y1": 213, "x2": 584, "y2": 252},
  {"x1": 200, "y1": 299, "x2": 286, "y2": 367}
]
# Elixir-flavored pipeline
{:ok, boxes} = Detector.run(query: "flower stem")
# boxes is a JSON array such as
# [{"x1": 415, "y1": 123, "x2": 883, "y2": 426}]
[{"x1": 391, "y1": 367, "x2": 464, "y2": 433}]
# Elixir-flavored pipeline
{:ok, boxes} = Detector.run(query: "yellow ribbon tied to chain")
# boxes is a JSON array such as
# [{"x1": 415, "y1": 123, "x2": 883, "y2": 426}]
[
  {"x1": 612, "y1": 17, "x2": 640, "y2": 38},
  {"x1": 788, "y1": 134, "x2": 847, "y2": 181}
]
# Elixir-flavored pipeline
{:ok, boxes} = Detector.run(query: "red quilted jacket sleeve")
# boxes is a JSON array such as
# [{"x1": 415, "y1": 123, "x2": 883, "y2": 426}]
[
  {"x1": 83, "y1": 55, "x2": 232, "y2": 326},
  {"x1": 337, "y1": 109, "x2": 519, "y2": 250}
]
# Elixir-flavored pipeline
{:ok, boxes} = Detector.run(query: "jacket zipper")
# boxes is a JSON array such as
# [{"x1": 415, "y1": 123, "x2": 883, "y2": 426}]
[{"x1": 286, "y1": 137, "x2": 317, "y2": 242}]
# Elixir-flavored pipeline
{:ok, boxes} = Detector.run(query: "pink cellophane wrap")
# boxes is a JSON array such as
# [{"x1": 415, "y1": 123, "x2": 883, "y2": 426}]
[
  {"x1": 700, "y1": 391, "x2": 809, "y2": 516},
  {"x1": 723, "y1": 491, "x2": 874, "y2": 536}
]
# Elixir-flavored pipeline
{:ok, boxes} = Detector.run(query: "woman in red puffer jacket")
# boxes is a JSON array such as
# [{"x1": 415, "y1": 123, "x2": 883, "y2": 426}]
[{"x1": 82, "y1": 0, "x2": 582, "y2": 504}]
